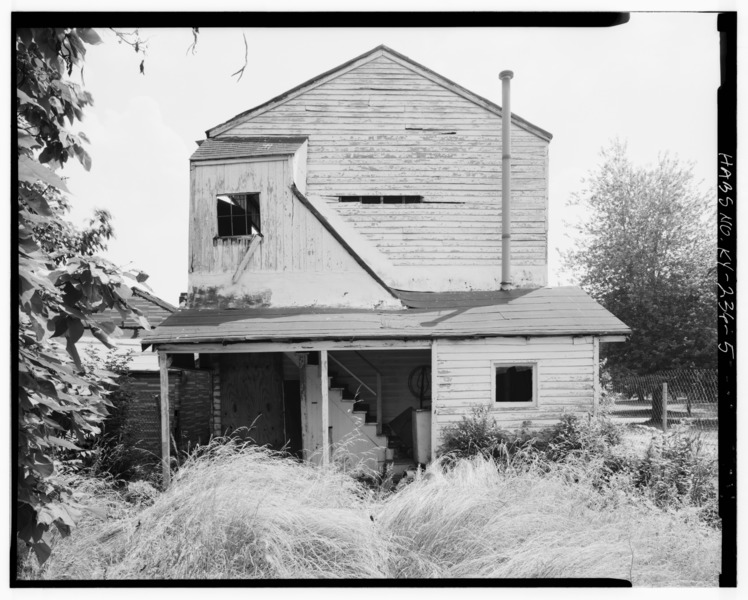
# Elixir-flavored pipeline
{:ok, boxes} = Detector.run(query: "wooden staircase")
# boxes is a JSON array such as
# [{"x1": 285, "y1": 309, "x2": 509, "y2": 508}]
[{"x1": 328, "y1": 372, "x2": 413, "y2": 476}]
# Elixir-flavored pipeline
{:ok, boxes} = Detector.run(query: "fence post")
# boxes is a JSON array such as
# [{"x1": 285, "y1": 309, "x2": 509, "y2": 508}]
[{"x1": 662, "y1": 382, "x2": 668, "y2": 433}]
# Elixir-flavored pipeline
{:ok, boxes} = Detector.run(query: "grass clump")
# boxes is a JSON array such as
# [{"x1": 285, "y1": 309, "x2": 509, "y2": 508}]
[
  {"x1": 375, "y1": 457, "x2": 719, "y2": 584},
  {"x1": 32, "y1": 439, "x2": 390, "y2": 579}
]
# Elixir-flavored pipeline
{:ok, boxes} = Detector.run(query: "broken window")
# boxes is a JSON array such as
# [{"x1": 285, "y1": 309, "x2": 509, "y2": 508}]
[
  {"x1": 493, "y1": 363, "x2": 535, "y2": 405},
  {"x1": 339, "y1": 195, "x2": 422, "y2": 204},
  {"x1": 217, "y1": 193, "x2": 261, "y2": 237}
]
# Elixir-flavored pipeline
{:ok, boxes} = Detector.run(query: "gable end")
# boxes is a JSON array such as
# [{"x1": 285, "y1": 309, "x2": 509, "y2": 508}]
[{"x1": 207, "y1": 45, "x2": 552, "y2": 142}]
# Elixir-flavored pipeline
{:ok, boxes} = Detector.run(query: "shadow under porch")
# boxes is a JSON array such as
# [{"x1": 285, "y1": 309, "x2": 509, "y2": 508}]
[{"x1": 155, "y1": 346, "x2": 433, "y2": 483}]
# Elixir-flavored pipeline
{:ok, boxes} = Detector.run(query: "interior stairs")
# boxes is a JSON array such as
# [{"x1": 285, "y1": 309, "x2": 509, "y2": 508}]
[{"x1": 328, "y1": 371, "x2": 414, "y2": 477}]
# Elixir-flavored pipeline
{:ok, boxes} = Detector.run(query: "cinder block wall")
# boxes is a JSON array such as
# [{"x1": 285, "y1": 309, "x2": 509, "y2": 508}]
[{"x1": 127, "y1": 369, "x2": 213, "y2": 457}]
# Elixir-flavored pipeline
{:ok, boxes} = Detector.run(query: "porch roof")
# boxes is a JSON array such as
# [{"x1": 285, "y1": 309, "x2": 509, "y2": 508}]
[{"x1": 142, "y1": 286, "x2": 630, "y2": 347}]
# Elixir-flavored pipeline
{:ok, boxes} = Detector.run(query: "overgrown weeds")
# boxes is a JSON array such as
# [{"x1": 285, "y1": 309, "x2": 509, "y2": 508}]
[
  {"x1": 438, "y1": 407, "x2": 719, "y2": 525},
  {"x1": 20, "y1": 416, "x2": 720, "y2": 583},
  {"x1": 27, "y1": 439, "x2": 390, "y2": 579},
  {"x1": 22, "y1": 440, "x2": 720, "y2": 584}
]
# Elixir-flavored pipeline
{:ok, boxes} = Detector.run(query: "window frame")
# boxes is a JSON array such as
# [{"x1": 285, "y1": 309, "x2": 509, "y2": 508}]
[
  {"x1": 490, "y1": 360, "x2": 539, "y2": 409},
  {"x1": 216, "y1": 192, "x2": 261, "y2": 239}
]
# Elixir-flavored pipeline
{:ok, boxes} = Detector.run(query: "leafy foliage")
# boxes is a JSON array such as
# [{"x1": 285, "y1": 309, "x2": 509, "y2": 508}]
[
  {"x1": 634, "y1": 432, "x2": 718, "y2": 524},
  {"x1": 16, "y1": 27, "x2": 149, "y2": 563},
  {"x1": 76, "y1": 349, "x2": 157, "y2": 482},
  {"x1": 437, "y1": 407, "x2": 718, "y2": 526},
  {"x1": 563, "y1": 141, "x2": 717, "y2": 377},
  {"x1": 438, "y1": 408, "x2": 622, "y2": 468}
]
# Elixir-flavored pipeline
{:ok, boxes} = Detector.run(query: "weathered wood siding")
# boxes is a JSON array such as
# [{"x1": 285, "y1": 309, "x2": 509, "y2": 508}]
[
  {"x1": 433, "y1": 337, "x2": 595, "y2": 448},
  {"x1": 220, "y1": 54, "x2": 549, "y2": 274},
  {"x1": 190, "y1": 157, "x2": 353, "y2": 275},
  {"x1": 189, "y1": 155, "x2": 398, "y2": 308},
  {"x1": 219, "y1": 353, "x2": 286, "y2": 448}
]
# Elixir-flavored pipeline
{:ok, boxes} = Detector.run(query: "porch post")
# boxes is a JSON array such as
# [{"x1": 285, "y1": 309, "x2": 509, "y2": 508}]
[
  {"x1": 320, "y1": 350, "x2": 330, "y2": 466},
  {"x1": 430, "y1": 340, "x2": 438, "y2": 462},
  {"x1": 375, "y1": 373, "x2": 383, "y2": 436},
  {"x1": 593, "y1": 337, "x2": 600, "y2": 416},
  {"x1": 298, "y1": 353, "x2": 309, "y2": 458},
  {"x1": 158, "y1": 352, "x2": 171, "y2": 487}
]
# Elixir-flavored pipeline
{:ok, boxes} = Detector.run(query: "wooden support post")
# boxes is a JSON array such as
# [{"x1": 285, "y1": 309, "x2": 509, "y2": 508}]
[
  {"x1": 593, "y1": 337, "x2": 600, "y2": 416},
  {"x1": 430, "y1": 340, "x2": 438, "y2": 462},
  {"x1": 159, "y1": 353, "x2": 171, "y2": 488},
  {"x1": 662, "y1": 382, "x2": 668, "y2": 433},
  {"x1": 320, "y1": 350, "x2": 330, "y2": 466},
  {"x1": 375, "y1": 373, "x2": 383, "y2": 436}
]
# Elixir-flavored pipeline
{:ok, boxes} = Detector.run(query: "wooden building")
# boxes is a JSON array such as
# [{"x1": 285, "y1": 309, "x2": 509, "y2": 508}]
[{"x1": 143, "y1": 46, "x2": 629, "y2": 482}]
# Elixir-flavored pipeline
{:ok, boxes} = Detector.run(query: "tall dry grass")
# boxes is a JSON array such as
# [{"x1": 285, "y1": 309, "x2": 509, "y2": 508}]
[
  {"x1": 34, "y1": 441, "x2": 389, "y2": 579},
  {"x1": 376, "y1": 457, "x2": 719, "y2": 584},
  {"x1": 25, "y1": 441, "x2": 720, "y2": 584}
]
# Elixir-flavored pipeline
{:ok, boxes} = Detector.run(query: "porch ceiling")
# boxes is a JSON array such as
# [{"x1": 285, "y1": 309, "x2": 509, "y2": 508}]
[{"x1": 142, "y1": 286, "x2": 630, "y2": 348}]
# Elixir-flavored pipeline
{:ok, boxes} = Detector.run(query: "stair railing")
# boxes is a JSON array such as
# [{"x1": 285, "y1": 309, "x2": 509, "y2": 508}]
[{"x1": 329, "y1": 352, "x2": 384, "y2": 436}]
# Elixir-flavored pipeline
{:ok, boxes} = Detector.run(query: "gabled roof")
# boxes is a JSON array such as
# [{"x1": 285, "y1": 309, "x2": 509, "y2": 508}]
[
  {"x1": 206, "y1": 45, "x2": 552, "y2": 142},
  {"x1": 190, "y1": 136, "x2": 308, "y2": 162},
  {"x1": 143, "y1": 287, "x2": 630, "y2": 347}
]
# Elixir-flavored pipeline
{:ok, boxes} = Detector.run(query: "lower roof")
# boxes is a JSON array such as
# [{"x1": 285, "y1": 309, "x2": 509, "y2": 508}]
[
  {"x1": 190, "y1": 136, "x2": 307, "y2": 162},
  {"x1": 142, "y1": 286, "x2": 630, "y2": 347}
]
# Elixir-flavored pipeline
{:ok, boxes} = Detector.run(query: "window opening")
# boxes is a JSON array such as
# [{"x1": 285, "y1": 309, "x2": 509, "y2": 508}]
[
  {"x1": 338, "y1": 195, "x2": 422, "y2": 204},
  {"x1": 495, "y1": 364, "x2": 534, "y2": 404},
  {"x1": 217, "y1": 193, "x2": 261, "y2": 237}
]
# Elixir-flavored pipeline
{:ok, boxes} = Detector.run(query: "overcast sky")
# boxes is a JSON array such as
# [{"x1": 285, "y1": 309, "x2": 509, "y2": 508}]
[{"x1": 59, "y1": 14, "x2": 720, "y2": 304}]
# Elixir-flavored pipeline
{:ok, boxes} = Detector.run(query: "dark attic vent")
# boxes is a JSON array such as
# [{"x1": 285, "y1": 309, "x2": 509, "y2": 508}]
[{"x1": 339, "y1": 195, "x2": 423, "y2": 204}]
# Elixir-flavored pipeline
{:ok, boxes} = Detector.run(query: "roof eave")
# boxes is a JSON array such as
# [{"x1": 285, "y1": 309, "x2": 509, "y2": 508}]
[{"x1": 144, "y1": 329, "x2": 631, "y2": 348}]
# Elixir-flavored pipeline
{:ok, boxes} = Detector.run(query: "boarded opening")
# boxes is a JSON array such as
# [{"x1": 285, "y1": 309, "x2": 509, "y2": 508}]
[{"x1": 219, "y1": 353, "x2": 286, "y2": 447}]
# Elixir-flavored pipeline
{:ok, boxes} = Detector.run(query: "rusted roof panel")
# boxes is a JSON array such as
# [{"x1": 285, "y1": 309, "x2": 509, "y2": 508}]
[
  {"x1": 143, "y1": 287, "x2": 630, "y2": 346},
  {"x1": 190, "y1": 136, "x2": 307, "y2": 162}
]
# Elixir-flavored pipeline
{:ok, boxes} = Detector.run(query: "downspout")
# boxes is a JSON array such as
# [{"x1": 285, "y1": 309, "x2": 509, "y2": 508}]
[{"x1": 499, "y1": 70, "x2": 514, "y2": 290}]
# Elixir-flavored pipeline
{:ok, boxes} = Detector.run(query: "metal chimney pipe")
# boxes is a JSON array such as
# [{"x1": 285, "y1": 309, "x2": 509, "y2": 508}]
[{"x1": 499, "y1": 70, "x2": 514, "y2": 289}]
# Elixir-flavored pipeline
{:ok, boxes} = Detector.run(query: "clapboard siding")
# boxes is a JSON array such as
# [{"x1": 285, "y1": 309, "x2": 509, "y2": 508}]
[
  {"x1": 433, "y1": 337, "x2": 595, "y2": 447},
  {"x1": 220, "y1": 55, "x2": 548, "y2": 268}
]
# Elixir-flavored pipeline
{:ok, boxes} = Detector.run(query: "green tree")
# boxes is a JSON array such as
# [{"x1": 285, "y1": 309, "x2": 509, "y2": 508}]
[
  {"x1": 17, "y1": 27, "x2": 150, "y2": 564},
  {"x1": 563, "y1": 141, "x2": 716, "y2": 379}
]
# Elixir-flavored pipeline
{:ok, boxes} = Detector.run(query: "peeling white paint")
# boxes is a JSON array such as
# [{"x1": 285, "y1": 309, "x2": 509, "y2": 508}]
[
  {"x1": 190, "y1": 271, "x2": 402, "y2": 309},
  {"x1": 298, "y1": 195, "x2": 547, "y2": 291}
]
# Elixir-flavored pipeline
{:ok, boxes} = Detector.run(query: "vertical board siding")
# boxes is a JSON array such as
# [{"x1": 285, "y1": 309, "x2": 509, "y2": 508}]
[
  {"x1": 220, "y1": 55, "x2": 548, "y2": 268},
  {"x1": 433, "y1": 337, "x2": 595, "y2": 447},
  {"x1": 190, "y1": 158, "x2": 365, "y2": 276}
]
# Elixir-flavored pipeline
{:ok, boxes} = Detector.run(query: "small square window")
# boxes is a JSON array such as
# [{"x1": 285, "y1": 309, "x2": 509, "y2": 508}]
[
  {"x1": 216, "y1": 193, "x2": 260, "y2": 237},
  {"x1": 492, "y1": 362, "x2": 537, "y2": 407}
]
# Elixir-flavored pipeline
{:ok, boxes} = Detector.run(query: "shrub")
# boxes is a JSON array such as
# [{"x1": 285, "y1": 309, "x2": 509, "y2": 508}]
[
  {"x1": 438, "y1": 407, "x2": 624, "y2": 470},
  {"x1": 437, "y1": 405, "x2": 505, "y2": 460},
  {"x1": 634, "y1": 430, "x2": 718, "y2": 523}
]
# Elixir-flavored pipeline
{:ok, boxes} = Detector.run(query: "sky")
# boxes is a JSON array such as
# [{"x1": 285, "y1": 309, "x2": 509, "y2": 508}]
[{"x1": 51, "y1": 14, "x2": 721, "y2": 305}]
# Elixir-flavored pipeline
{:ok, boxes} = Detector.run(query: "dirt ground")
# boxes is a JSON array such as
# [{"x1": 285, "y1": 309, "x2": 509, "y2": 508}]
[{"x1": 608, "y1": 394, "x2": 719, "y2": 457}]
